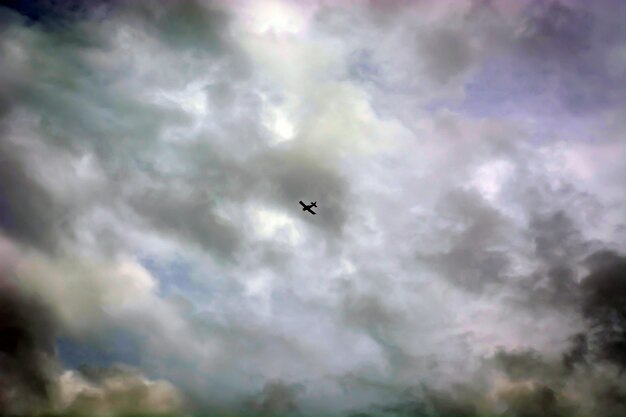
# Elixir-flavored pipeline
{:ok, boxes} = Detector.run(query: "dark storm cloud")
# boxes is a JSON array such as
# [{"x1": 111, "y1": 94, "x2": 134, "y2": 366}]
[
  {"x1": 579, "y1": 251, "x2": 626, "y2": 369},
  {"x1": 0, "y1": 283, "x2": 57, "y2": 415}
]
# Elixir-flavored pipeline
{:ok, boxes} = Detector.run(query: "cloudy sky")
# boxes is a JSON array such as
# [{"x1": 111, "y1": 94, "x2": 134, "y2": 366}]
[{"x1": 0, "y1": 0, "x2": 625, "y2": 416}]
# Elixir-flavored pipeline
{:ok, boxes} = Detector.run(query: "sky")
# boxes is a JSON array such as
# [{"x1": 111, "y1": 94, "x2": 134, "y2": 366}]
[{"x1": 0, "y1": 0, "x2": 625, "y2": 416}]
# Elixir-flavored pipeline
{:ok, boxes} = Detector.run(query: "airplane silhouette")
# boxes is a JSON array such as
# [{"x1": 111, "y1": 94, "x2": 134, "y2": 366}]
[{"x1": 299, "y1": 201, "x2": 317, "y2": 215}]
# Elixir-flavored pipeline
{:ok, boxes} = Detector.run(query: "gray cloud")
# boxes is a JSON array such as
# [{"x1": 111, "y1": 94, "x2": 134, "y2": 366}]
[
  {"x1": 416, "y1": 26, "x2": 479, "y2": 88},
  {"x1": 419, "y1": 188, "x2": 513, "y2": 292},
  {"x1": 244, "y1": 380, "x2": 304, "y2": 417},
  {"x1": 255, "y1": 147, "x2": 350, "y2": 239},
  {"x1": 129, "y1": 186, "x2": 241, "y2": 260},
  {"x1": 0, "y1": 141, "x2": 68, "y2": 252},
  {"x1": 0, "y1": 0, "x2": 257, "y2": 261},
  {"x1": 477, "y1": 0, "x2": 626, "y2": 116},
  {"x1": 517, "y1": 0, "x2": 594, "y2": 60},
  {"x1": 529, "y1": 211, "x2": 588, "y2": 265}
]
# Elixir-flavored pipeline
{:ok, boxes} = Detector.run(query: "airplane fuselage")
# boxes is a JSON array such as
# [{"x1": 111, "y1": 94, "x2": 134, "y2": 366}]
[{"x1": 299, "y1": 201, "x2": 317, "y2": 214}]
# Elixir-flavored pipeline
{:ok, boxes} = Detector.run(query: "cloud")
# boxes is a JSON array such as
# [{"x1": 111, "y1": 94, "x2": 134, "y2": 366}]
[
  {"x1": 466, "y1": 0, "x2": 626, "y2": 117},
  {"x1": 0, "y1": 140, "x2": 67, "y2": 252},
  {"x1": 0, "y1": 284, "x2": 57, "y2": 415},
  {"x1": 255, "y1": 147, "x2": 350, "y2": 238},
  {"x1": 244, "y1": 380, "x2": 304, "y2": 416},
  {"x1": 579, "y1": 251, "x2": 626, "y2": 368},
  {"x1": 0, "y1": 235, "x2": 185, "y2": 416},
  {"x1": 53, "y1": 364, "x2": 184, "y2": 415},
  {"x1": 416, "y1": 26, "x2": 478, "y2": 87},
  {"x1": 0, "y1": 0, "x2": 624, "y2": 416}
]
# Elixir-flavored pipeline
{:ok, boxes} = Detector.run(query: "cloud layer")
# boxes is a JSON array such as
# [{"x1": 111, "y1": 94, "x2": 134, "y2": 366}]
[{"x1": 0, "y1": 0, "x2": 625, "y2": 416}]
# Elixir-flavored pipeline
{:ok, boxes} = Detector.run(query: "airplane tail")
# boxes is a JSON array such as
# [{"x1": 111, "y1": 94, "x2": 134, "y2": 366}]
[{"x1": 311, "y1": 202, "x2": 317, "y2": 207}]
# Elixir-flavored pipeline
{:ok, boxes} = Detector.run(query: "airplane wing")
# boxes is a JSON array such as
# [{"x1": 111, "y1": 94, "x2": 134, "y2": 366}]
[
  {"x1": 299, "y1": 201, "x2": 307, "y2": 208},
  {"x1": 308, "y1": 208, "x2": 316, "y2": 215}
]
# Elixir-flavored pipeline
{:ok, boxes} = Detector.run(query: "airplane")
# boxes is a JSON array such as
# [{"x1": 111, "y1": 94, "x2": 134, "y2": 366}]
[{"x1": 299, "y1": 201, "x2": 317, "y2": 215}]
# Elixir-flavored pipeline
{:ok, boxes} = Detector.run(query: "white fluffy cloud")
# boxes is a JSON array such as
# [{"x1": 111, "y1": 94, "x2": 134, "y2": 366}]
[{"x1": 53, "y1": 365, "x2": 184, "y2": 415}]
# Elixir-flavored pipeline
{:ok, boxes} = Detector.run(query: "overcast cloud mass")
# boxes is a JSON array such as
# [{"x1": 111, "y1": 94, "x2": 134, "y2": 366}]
[{"x1": 0, "y1": 0, "x2": 625, "y2": 416}]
